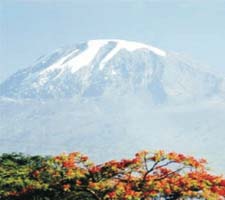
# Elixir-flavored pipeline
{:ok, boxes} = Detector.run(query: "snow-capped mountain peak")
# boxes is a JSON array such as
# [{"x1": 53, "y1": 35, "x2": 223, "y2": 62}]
[
  {"x1": 40, "y1": 39, "x2": 166, "y2": 74},
  {"x1": 0, "y1": 39, "x2": 224, "y2": 103}
]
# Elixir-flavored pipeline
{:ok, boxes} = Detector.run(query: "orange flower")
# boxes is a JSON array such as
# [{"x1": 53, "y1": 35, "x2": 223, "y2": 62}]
[{"x1": 63, "y1": 184, "x2": 71, "y2": 191}]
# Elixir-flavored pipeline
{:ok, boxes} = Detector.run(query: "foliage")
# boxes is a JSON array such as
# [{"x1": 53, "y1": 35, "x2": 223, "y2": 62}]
[{"x1": 0, "y1": 150, "x2": 225, "y2": 200}]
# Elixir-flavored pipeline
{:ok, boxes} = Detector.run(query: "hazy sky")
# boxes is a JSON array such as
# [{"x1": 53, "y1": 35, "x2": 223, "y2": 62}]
[{"x1": 0, "y1": 0, "x2": 225, "y2": 82}]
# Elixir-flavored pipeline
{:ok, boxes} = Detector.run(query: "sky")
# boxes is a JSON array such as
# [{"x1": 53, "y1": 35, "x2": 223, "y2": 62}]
[{"x1": 0, "y1": 0, "x2": 225, "y2": 82}]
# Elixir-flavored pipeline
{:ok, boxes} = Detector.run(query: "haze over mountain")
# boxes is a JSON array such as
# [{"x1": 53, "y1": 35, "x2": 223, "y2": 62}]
[{"x1": 0, "y1": 40, "x2": 225, "y2": 173}]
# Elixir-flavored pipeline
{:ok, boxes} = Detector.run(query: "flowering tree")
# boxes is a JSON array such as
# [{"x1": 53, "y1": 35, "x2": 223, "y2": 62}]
[{"x1": 0, "y1": 150, "x2": 224, "y2": 200}]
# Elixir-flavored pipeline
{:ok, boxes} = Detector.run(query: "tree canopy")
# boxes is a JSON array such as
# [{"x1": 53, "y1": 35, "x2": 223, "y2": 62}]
[{"x1": 0, "y1": 150, "x2": 225, "y2": 200}]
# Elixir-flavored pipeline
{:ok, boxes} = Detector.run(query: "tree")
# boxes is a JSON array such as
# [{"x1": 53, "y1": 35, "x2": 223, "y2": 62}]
[{"x1": 0, "y1": 150, "x2": 225, "y2": 200}]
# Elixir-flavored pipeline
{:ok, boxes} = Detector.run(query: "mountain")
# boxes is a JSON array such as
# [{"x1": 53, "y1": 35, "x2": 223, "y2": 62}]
[
  {"x1": 0, "y1": 39, "x2": 225, "y2": 173},
  {"x1": 1, "y1": 39, "x2": 225, "y2": 104}
]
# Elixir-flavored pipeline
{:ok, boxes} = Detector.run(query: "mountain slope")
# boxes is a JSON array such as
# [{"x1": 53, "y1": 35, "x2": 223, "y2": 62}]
[
  {"x1": 0, "y1": 39, "x2": 224, "y2": 104},
  {"x1": 0, "y1": 97, "x2": 225, "y2": 173}
]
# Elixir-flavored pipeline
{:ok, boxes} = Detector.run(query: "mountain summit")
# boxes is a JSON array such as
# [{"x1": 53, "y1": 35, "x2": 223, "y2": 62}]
[{"x1": 0, "y1": 39, "x2": 224, "y2": 103}]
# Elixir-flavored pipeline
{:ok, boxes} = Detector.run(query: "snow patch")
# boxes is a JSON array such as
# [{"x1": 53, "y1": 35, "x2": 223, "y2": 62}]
[
  {"x1": 99, "y1": 39, "x2": 166, "y2": 70},
  {"x1": 40, "y1": 49, "x2": 79, "y2": 74},
  {"x1": 70, "y1": 40, "x2": 108, "y2": 73},
  {"x1": 112, "y1": 70, "x2": 117, "y2": 75}
]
